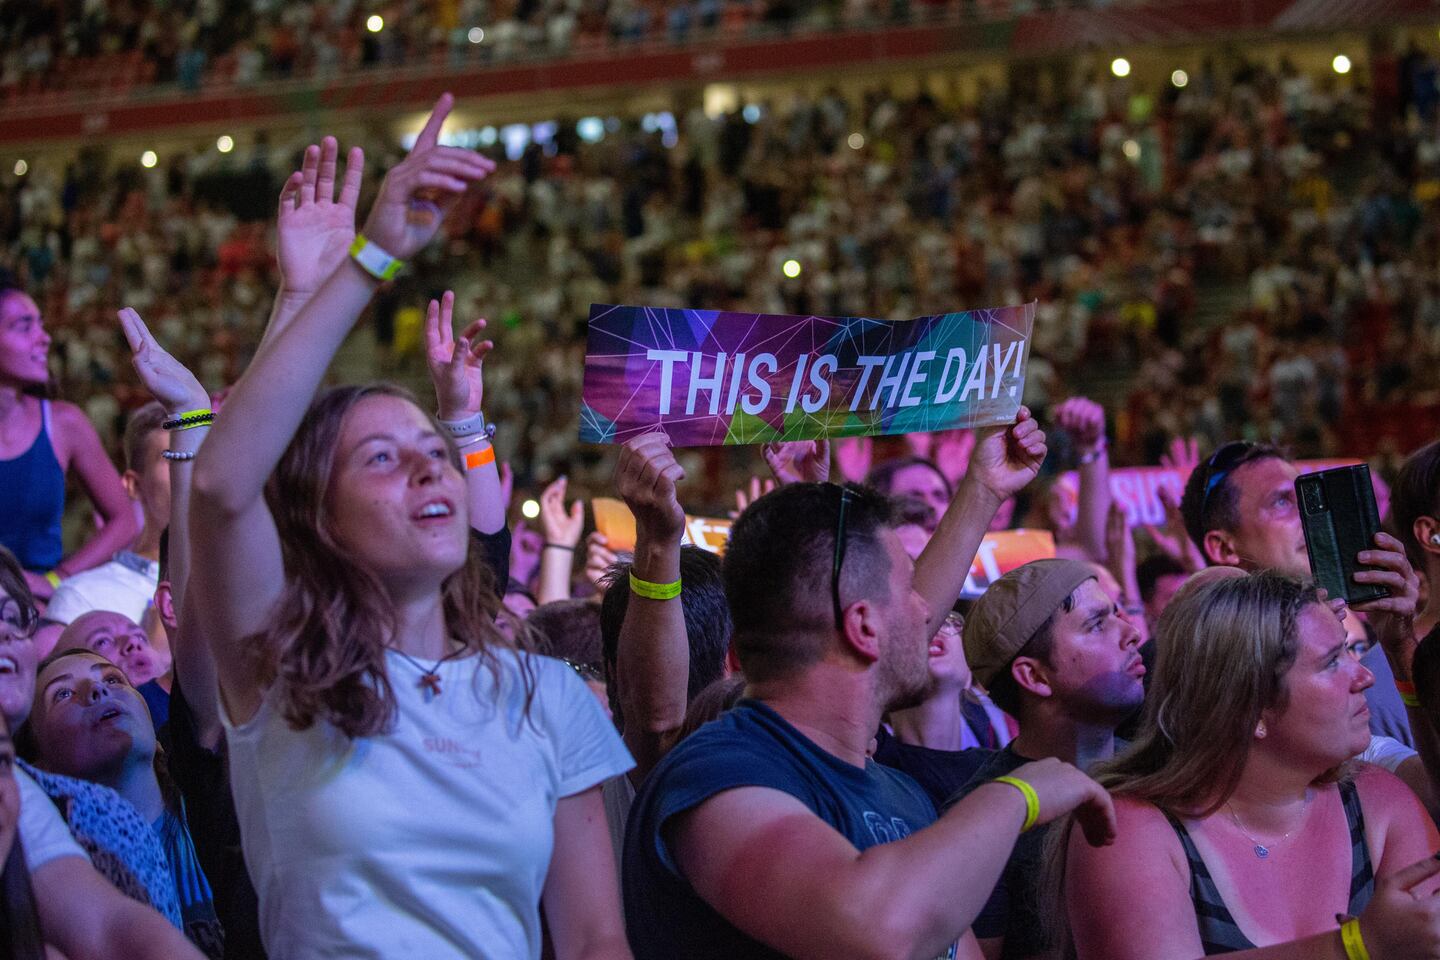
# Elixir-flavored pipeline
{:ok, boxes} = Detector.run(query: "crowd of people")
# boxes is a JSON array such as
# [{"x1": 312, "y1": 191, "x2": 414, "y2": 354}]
[
  {"x1": 0, "y1": 0, "x2": 1103, "y2": 100},
  {"x1": 6, "y1": 48, "x2": 1440, "y2": 512},
  {"x1": 5, "y1": 87, "x2": 1440, "y2": 960}
]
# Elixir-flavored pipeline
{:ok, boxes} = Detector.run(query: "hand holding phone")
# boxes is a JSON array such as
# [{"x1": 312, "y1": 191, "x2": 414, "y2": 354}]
[{"x1": 1297, "y1": 464, "x2": 1388, "y2": 605}]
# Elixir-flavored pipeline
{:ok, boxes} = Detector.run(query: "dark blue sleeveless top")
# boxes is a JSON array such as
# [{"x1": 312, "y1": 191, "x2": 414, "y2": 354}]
[
  {"x1": 0, "y1": 399, "x2": 65, "y2": 571},
  {"x1": 1164, "y1": 780, "x2": 1375, "y2": 955}
]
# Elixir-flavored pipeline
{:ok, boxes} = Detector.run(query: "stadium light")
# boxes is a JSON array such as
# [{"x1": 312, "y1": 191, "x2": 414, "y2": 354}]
[
  {"x1": 12, "y1": 160, "x2": 26, "y2": 176},
  {"x1": 217, "y1": 135, "x2": 235, "y2": 153},
  {"x1": 367, "y1": 15, "x2": 385, "y2": 33},
  {"x1": 782, "y1": 259, "x2": 802, "y2": 278},
  {"x1": 141, "y1": 150, "x2": 158, "y2": 168},
  {"x1": 468, "y1": 27, "x2": 485, "y2": 43},
  {"x1": 1122, "y1": 139, "x2": 1140, "y2": 160},
  {"x1": 847, "y1": 132, "x2": 865, "y2": 150},
  {"x1": 1332, "y1": 54, "x2": 1352, "y2": 75},
  {"x1": 1111, "y1": 57, "x2": 1131, "y2": 78},
  {"x1": 521, "y1": 499, "x2": 541, "y2": 520},
  {"x1": 1171, "y1": 69, "x2": 1189, "y2": 88}
]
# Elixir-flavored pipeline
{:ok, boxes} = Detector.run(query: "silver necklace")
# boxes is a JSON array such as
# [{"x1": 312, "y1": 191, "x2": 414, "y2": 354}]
[{"x1": 1225, "y1": 798, "x2": 1305, "y2": 860}]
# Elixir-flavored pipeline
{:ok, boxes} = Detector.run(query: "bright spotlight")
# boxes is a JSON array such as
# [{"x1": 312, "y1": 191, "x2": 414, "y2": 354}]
[
  {"x1": 217, "y1": 135, "x2": 235, "y2": 153},
  {"x1": 367, "y1": 14, "x2": 384, "y2": 32},
  {"x1": 847, "y1": 132, "x2": 865, "y2": 150},
  {"x1": 141, "y1": 150, "x2": 158, "y2": 168},
  {"x1": 1171, "y1": 69, "x2": 1189, "y2": 88},
  {"x1": 521, "y1": 499, "x2": 541, "y2": 520},
  {"x1": 782, "y1": 259, "x2": 802, "y2": 279},
  {"x1": 1122, "y1": 139, "x2": 1140, "y2": 160},
  {"x1": 1332, "y1": 54, "x2": 1352, "y2": 75},
  {"x1": 1111, "y1": 57, "x2": 1131, "y2": 78},
  {"x1": 12, "y1": 159, "x2": 26, "y2": 176},
  {"x1": 468, "y1": 26, "x2": 485, "y2": 43}
]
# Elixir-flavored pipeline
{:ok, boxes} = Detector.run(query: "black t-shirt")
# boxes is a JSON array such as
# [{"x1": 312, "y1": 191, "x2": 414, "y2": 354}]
[
  {"x1": 947, "y1": 745, "x2": 1042, "y2": 959},
  {"x1": 166, "y1": 676, "x2": 266, "y2": 960},
  {"x1": 623, "y1": 699, "x2": 943, "y2": 960},
  {"x1": 872, "y1": 726, "x2": 994, "y2": 810}
]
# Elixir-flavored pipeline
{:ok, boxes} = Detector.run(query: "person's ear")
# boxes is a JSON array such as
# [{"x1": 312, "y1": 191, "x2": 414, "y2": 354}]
[
  {"x1": 121, "y1": 469, "x2": 142, "y2": 502},
  {"x1": 838, "y1": 599, "x2": 882, "y2": 665},
  {"x1": 155, "y1": 581, "x2": 177, "y2": 631},
  {"x1": 1011, "y1": 656, "x2": 1053, "y2": 700},
  {"x1": 1414, "y1": 516, "x2": 1440, "y2": 557},
  {"x1": 1203, "y1": 529, "x2": 1241, "y2": 567},
  {"x1": 723, "y1": 645, "x2": 741, "y2": 677}
]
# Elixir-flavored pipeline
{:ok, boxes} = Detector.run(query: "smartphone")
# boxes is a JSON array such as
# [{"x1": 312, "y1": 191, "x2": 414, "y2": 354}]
[{"x1": 1296, "y1": 464, "x2": 1388, "y2": 605}]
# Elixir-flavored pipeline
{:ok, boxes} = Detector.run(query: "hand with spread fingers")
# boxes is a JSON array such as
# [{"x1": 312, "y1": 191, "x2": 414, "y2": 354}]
[
  {"x1": 539, "y1": 477, "x2": 586, "y2": 551},
  {"x1": 276, "y1": 135, "x2": 365, "y2": 301},
  {"x1": 425, "y1": 290, "x2": 493, "y2": 421}
]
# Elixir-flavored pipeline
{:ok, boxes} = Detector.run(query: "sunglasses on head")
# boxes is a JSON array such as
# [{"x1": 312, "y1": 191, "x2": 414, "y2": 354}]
[
  {"x1": 832, "y1": 484, "x2": 853, "y2": 632},
  {"x1": 1198, "y1": 441, "x2": 1257, "y2": 522}
]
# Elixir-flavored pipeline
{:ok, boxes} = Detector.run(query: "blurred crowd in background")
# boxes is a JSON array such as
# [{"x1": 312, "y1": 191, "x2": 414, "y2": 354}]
[{"x1": 4, "y1": 42, "x2": 1440, "y2": 512}]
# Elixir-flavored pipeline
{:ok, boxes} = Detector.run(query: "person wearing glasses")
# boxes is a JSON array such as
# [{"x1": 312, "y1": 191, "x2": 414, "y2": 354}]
[
  {"x1": 622, "y1": 412, "x2": 1120, "y2": 960},
  {"x1": 1178, "y1": 441, "x2": 1433, "y2": 803}
]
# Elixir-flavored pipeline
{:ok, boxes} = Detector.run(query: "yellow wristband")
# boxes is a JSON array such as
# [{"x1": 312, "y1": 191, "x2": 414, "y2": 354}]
[
  {"x1": 44, "y1": 570, "x2": 62, "y2": 589},
  {"x1": 993, "y1": 776, "x2": 1041, "y2": 833},
  {"x1": 1340, "y1": 918, "x2": 1370, "y2": 960},
  {"x1": 629, "y1": 572, "x2": 682, "y2": 601},
  {"x1": 348, "y1": 234, "x2": 405, "y2": 281},
  {"x1": 1401, "y1": 692, "x2": 1422, "y2": 708}
]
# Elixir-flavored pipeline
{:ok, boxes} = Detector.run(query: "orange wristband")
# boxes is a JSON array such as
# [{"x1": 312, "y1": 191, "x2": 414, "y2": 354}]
[
  {"x1": 464, "y1": 445, "x2": 496, "y2": 471},
  {"x1": 1397, "y1": 679, "x2": 1420, "y2": 708}
]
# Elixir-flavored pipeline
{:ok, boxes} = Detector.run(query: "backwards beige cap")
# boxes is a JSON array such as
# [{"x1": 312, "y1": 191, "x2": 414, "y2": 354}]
[{"x1": 963, "y1": 558, "x2": 1096, "y2": 690}]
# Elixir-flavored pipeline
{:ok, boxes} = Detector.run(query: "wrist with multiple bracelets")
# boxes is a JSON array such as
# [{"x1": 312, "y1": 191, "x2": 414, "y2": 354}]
[{"x1": 437, "y1": 411, "x2": 497, "y2": 471}]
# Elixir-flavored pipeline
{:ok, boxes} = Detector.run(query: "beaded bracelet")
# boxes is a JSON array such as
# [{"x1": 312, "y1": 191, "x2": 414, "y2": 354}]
[{"x1": 162, "y1": 409, "x2": 214, "y2": 431}]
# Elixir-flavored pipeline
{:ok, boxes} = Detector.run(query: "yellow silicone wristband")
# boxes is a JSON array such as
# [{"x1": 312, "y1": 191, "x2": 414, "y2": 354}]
[
  {"x1": 1401, "y1": 691, "x2": 1422, "y2": 708},
  {"x1": 629, "y1": 572, "x2": 682, "y2": 601},
  {"x1": 1340, "y1": 918, "x2": 1370, "y2": 960},
  {"x1": 993, "y1": 776, "x2": 1041, "y2": 833},
  {"x1": 44, "y1": 570, "x2": 62, "y2": 589}
]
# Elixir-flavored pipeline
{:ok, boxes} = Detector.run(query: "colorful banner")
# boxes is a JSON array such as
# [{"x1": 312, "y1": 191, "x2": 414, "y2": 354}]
[
  {"x1": 1052, "y1": 459, "x2": 1378, "y2": 528},
  {"x1": 580, "y1": 302, "x2": 1034, "y2": 447},
  {"x1": 591, "y1": 498, "x2": 1053, "y2": 599}
]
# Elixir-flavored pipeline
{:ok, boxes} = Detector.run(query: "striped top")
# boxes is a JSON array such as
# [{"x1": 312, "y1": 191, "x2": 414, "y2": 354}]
[{"x1": 1163, "y1": 780, "x2": 1374, "y2": 955}]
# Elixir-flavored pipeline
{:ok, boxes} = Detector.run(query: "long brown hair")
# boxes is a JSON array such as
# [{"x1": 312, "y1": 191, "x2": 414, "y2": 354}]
[
  {"x1": 1042, "y1": 571, "x2": 1333, "y2": 957},
  {"x1": 1093, "y1": 571, "x2": 1330, "y2": 816},
  {"x1": 256, "y1": 383, "x2": 533, "y2": 738}
]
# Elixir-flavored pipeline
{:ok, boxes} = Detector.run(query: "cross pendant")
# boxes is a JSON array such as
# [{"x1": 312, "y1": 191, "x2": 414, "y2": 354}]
[{"x1": 419, "y1": 673, "x2": 443, "y2": 701}]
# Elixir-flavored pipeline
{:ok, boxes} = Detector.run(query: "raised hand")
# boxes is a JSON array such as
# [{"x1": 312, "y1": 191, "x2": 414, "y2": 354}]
[
  {"x1": 118, "y1": 308, "x2": 207, "y2": 416},
  {"x1": 931, "y1": 429, "x2": 976, "y2": 488},
  {"x1": 360, "y1": 93, "x2": 496, "y2": 260},
  {"x1": 1143, "y1": 484, "x2": 1206, "y2": 573},
  {"x1": 966, "y1": 406, "x2": 1047, "y2": 503},
  {"x1": 1160, "y1": 435, "x2": 1201, "y2": 475},
  {"x1": 731, "y1": 475, "x2": 776, "y2": 519},
  {"x1": 539, "y1": 476, "x2": 585, "y2": 550},
  {"x1": 424, "y1": 290, "x2": 493, "y2": 420},
  {"x1": 762, "y1": 440, "x2": 829, "y2": 485},
  {"x1": 616, "y1": 433, "x2": 686, "y2": 544},
  {"x1": 1054, "y1": 396, "x2": 1106, "y2": 457},
  {"x1": 584, "y1": 531, "x2": 620, "y2": 588},
  {"x1": 276, "y1": 136, "x2": 364, "y2": 300},
  {"x1": 832, "y1": 435, "x2": 873, "y2": 484}
]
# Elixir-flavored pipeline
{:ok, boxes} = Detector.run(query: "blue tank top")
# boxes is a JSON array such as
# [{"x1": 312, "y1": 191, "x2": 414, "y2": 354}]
[{"x1": 0, "y1": 399, "x2": 66, "y2": 571}]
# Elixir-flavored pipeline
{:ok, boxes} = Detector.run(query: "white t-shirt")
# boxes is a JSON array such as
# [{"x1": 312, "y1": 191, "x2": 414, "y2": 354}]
[
  {"x1": 44, "y1": 556, "x2": 159, "y2": 627},
  {"x1": 17, "y1": 766, "x2": 87, "y2": 872},
  {"x1": 225, "y1": 651, "x2": 633, "y2": 960},
  {"x1": 1360, "y1": 733, "x2": 1416, "y2": 773}
]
